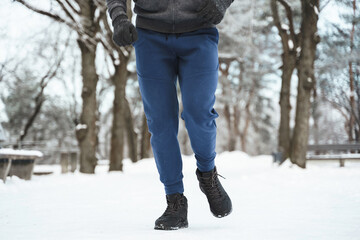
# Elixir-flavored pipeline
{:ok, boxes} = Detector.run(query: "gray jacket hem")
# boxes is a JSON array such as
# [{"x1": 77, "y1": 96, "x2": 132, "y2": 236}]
[{"x1": 136, "y1": 16, "x2": 216, "y2": 34}]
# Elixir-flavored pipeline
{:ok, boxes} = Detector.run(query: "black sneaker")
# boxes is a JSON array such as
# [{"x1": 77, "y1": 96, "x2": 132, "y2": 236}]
[
  {"x1": 196, "y1": 167, "x2": 232, "y2": 218},
  {"x1": 154, "y1": 193, "x2": 188, "y2": 230}
]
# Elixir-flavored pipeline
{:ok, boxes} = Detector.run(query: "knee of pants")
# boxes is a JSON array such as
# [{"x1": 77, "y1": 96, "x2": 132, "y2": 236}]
[
  {"x1": 180, "y1": 103, "x2": 219, "y2": 128},
  {"x1": 146, "y1": 114, "x2": 179, "y2": 137}
]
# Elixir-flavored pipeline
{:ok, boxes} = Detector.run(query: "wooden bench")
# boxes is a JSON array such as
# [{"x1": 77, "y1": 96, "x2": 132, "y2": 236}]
[
  {"x1": 0, "y1": 158, "x2": 11, "y2": 183},
  {"x1": 0, "y1": 148, "x2": 43, "y2": 182},
  {"x1": 306, "y1": 144, "x2": 360, "y2": 167}
]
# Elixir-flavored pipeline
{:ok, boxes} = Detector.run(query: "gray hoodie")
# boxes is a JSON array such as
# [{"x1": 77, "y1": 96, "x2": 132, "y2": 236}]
[{"x1": 106, "y1": 0, "x2": 233, "y2": 33}]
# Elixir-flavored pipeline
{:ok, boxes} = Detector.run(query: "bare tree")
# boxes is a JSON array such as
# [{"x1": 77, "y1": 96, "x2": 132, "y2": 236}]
[
  {"x1": 271, "y1": 0, "x2": 321, "y2": 167},
  {"x1": 13, "y1": 0, "x2": 104, "y2": 173},
  {"x1": 348, "y1": 0, "x2": 357, "y2": 143},
  {"x1": 290, "y1": 0, "x2": 320, "y2": 168},
  {"x1": 96, "y1": 0, "x2": 138, "y2": 171},
  {"x1": 1, "y1": 30, "x2": 70, "y2": 146},
  {"x1": 316, "y1": 0, "x2": 359, "y2": 145},
  {"x1": 271, "y1": 0, "x2": 300, "y2": 162}
]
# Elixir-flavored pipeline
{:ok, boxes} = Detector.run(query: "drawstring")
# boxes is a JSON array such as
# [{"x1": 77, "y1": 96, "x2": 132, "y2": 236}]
[{"x1": 164, "y1": 33, "x2": 182, "y2": 40}]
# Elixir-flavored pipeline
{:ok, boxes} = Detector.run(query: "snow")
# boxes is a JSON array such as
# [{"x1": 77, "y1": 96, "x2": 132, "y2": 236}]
[
  {"x1": 0, "y1": 148, "x2": 43, "y2": 158},
  {"x1": 349, "y1": 90, "x2": 355, "y2": 98},
  {"x1": 1, "y1": 151, "x2": 360, "y2": 239},
  {"x1": 314, "y1": 6, "x2": 319, "y2": 15},
  {"x1": 75, "y1": 124, "x2": 87, "y2": 130},
  {"x1": 288, "y1": 40, "x2": 294, "y2": 49},
  {"x1": 281, "y1": 23, "x2": 289, "y2": 31}
]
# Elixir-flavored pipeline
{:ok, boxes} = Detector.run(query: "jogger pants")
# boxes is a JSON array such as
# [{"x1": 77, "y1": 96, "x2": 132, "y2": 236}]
[{"x1": 133, "y1": 27, "x2": 219, "y2": 195}]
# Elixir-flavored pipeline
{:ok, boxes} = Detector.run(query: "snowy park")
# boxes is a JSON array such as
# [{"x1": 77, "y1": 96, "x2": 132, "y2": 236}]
[
  {"x1": 1, "y1": 0, "x2": 360, "y2": 239},
  {"x1": 1, "y1": 152, "x2": 360, "y2": 239}
]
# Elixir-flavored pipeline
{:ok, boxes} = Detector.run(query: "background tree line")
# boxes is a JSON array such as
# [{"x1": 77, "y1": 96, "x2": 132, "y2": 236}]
[{"x1": 0, "y1": 0, "x2": 358, "y2": 170}]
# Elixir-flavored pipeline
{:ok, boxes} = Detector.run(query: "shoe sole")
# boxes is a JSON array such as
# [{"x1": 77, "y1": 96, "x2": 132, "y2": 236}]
[
  {"x1": 211, "y1": 206, "x2": 233, "y2": 218},
  {"x1": 154, "y1": 220, "x2": 189, "y2": 230},
  {"x1": 200, "y1": 186, "x2": 233, "y2": 218}
]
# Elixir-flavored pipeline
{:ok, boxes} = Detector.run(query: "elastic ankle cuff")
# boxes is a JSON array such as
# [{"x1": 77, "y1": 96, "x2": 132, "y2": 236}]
[
  {"x1": 165, "y1": 181, "x2": 184, "y2": 195},
  {"x1": 197, "y1": 163, "x2": 215, "y2": 173}
]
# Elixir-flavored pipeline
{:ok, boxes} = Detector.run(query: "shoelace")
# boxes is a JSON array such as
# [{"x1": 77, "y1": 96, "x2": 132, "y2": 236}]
[
  {"x1": 163, "y1": 198, "x2": 182, "y2": 216},
  {"x1": 200, "y1": 172, "x2": 226, "y2": 200}
]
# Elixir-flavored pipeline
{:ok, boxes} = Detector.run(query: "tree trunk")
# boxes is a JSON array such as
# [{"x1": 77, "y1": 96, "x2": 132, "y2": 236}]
[
  {"x1": 124, "y1": 96, "x2": 138, "y2": 163},
  {"x1": 240, "y1": 80, "x2": 256, "y2": 152},
  {"x1": 76, "y1": 39, "x2": 99, "y2": 173},
  {"x1": 75, "y1": 1, "x2": 99, "y2": 174},
  {"x1": 270, "y1": 0, "x2": 299, "y2": 163},
  {"x1": 312, "y1": 87, "x2": 320, "y2": 147},
  {"x1": 224, "y1": 104, "x2": 236, "y2": 151},
  {"x1": 278, "y1": 53, "x2": 296, "y2": 162},
  {"x1": 219, "y1": 61, "x2": 237, "y2": 151},
  {"x1": 109, "y1": 62, "x2": 128, "y2": 171},
  {"x1": 290, "y1": 0, "x2": 320, "y2": 168},
  {"x1": 13, "y1": 0, "x2": 100, "y2": 173},
  {"x1": 348, "y1": 0, "x2": 356, "y2": 143}
]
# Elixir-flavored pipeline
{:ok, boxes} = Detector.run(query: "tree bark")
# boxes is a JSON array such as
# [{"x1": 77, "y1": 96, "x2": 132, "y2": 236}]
[
  {"x1": 240, "y1": 79, "x2": 256, "y2": 152},
  {"x1": 348, "y1": 0, "x2": 356, "y2": 143},
  {"x1": 271, "y1": 0, "x2": 299, "y2": 163},
  {"x1": 220, "y1": 62, "x2": 237, "y2": 151},
  {"x1": 278, "y1": 54, "x2": 296, "y2": 162},
  {"x1": 312, "y1": 87, "x2": 320, "y2": 147},
  {"x1": 290, "y1": 0, "x2": 320, "y2": 168},
  {"x1": 76, "y1": 39, "x2": 99, "y2": 173},
  {"x1": 109, "y1": 62, "x2": 127, "y2": 171},
  {"x1": 124, "y1": 95, "x2": 138, "y2": 163},
  {"x1": 75, "y1": 1, "x2": 99, "y2": 174}
]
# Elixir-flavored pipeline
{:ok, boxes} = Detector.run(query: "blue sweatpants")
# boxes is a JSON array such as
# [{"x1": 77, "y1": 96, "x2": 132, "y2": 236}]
[{"x1": 133, "y1": 27, "x2": 219, "y2": 195}]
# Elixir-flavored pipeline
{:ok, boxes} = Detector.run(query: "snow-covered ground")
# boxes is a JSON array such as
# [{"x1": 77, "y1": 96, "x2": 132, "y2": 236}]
[{"x1": 1, "y1": 151, "x2": 360, "y2": 240}]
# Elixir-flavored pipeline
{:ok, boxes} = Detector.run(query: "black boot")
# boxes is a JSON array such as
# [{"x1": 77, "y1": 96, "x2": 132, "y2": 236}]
[
  {"x1": 196, "y1": 167, "x2": 232, "y2": 218},
  {"x1": 154, "y1": 193, "x2": 188, "y2": 230}
]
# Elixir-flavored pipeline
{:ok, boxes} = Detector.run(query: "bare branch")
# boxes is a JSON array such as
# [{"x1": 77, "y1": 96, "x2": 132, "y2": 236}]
[
  {"x1": 271, "y1": 0, "x2": 298, "y2": 52},
  {"x1": 14, "y1": 0, "x2": 67, "y2": 24},
  {"x1": 13, "y1": 0, "x2": 98, "y2": 49},
  {"x1": 271, "y1": 0, "x2": 290, "y2": 52},
  {"x1": 64, "y1": 0, "x2": 81, "y2": 14},
  {"x1": 277, "y1": 0, "x2": 296, "y2": 42},
  {"x1": 55, "y1": 0, "x2": 77, "y2": 22}
]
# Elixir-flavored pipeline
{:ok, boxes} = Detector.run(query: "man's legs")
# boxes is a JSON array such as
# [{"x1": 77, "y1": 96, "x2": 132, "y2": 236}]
[{"x1": 134, "y1": 28, "x2": 184, "y2": 195}]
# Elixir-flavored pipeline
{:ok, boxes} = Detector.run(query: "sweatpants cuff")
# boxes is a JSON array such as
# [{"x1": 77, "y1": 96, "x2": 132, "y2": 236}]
[
  {"x1": 196, "y1": 155, "x2": 216, "y2": 173},
  {"x1": 165, "y1": 181, "x2": 184, "y2": 195}
]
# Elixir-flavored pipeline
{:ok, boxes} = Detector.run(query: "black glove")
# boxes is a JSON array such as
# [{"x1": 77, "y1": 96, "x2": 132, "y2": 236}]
[
  {"x1": 112, "y1": 15, "x2": 138, "y2": 47},
  {"x1": 197, "y1": 0, "x2": 232, "y2": 25}
]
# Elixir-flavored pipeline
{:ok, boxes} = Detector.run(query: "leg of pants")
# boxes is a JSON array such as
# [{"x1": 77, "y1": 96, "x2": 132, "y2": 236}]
[
  {"x1": 134, "y1": 27, "x2": 219, "y2": 195},
  {"x1": 176, "y1": 28, "x2": 219, "y2": 173}
]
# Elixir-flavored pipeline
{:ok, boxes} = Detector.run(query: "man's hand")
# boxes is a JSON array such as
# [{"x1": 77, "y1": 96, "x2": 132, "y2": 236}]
[
  {"x1": 197, "y1": 0, "x2": 231, "y2": 25},
  {"x1": 112, "y1": 15, "x2": 138, "y2": 47}
]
